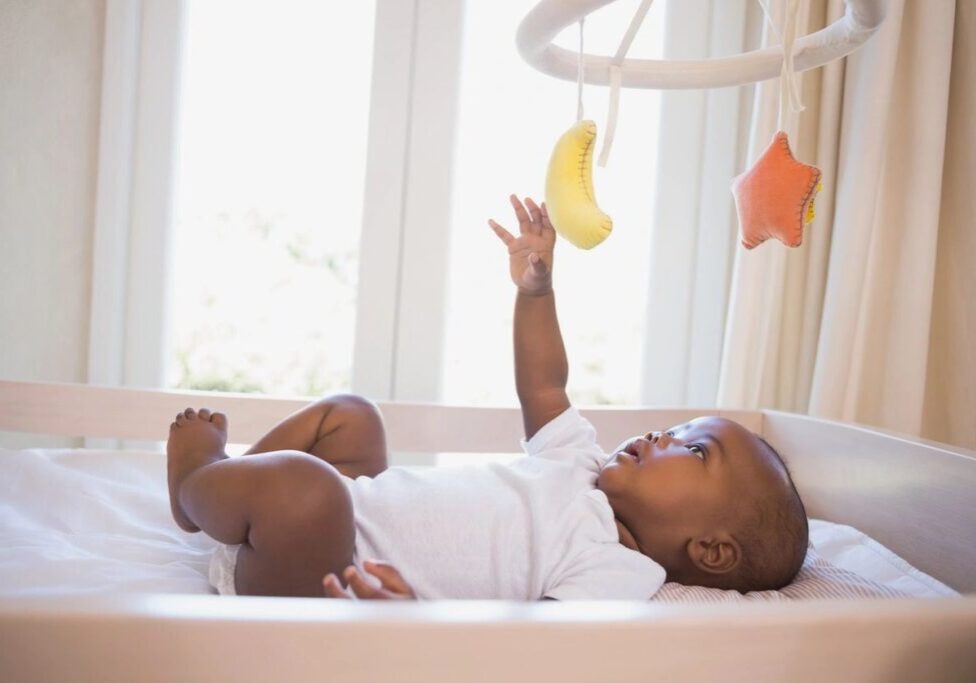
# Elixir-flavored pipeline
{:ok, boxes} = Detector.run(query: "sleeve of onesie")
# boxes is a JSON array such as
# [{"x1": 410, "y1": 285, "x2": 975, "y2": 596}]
[
  {"x1": 543, "y1": 544, "x2": 667, "y2": 601},
  {"x1": 521, "y1": 407, "x2": 607, "y2": 475}
]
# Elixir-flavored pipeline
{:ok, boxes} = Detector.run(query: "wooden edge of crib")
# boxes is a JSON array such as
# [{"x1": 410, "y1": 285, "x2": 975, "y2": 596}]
[
  {"x1": 762, "y1": 410, "x2": 976, "y2": 593},
  {"x1": 0, "y1": 595, "x2": 974, "y2": 682},
  {"x1": 0, "y1": 379, "x2": 760, "y2": 452}
]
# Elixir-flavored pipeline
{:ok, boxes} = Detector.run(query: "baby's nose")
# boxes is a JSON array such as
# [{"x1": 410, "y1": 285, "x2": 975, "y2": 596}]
[{"x1": 646, "y1": 431, "x2": 676, "y2": 447}]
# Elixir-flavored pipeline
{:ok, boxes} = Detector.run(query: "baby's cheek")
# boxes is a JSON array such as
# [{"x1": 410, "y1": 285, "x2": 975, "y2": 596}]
[
  {"x1": 596, "y1": 463, "x2": 636, "y2": 500},
  {"x1": 642, "y1": 485, "x2": 695, "y2": 520}
]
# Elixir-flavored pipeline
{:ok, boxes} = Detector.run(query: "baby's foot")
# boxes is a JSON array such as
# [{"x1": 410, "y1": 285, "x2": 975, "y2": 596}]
[{"x1": 167, "y1": 407, "x2": 229, "y2": 532}]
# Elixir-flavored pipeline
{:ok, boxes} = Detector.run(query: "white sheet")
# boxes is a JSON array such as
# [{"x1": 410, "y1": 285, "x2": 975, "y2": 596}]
[
  {"x1": 0, "y1": 448, "x2": 215, "y2": 595},
  {"x1": 0, "y1": 447, "x2": 957, "y2": 598}
]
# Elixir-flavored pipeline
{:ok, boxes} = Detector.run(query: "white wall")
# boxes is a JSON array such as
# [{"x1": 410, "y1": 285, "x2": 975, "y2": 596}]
[{"x1": 0, "y1": 0, "x2": 105, "y2": 446}]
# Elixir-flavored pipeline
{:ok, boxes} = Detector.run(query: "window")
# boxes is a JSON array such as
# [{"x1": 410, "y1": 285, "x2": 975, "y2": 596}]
[
  {"x1": 167, "y1": 0, "x2": 376, "y2": 396},
  {"x1": 164, "y1": 0, "x2": 666, "y2": 409},
  {"x1": 442, "y1": 0, "x2": 666, "y2": 407}
]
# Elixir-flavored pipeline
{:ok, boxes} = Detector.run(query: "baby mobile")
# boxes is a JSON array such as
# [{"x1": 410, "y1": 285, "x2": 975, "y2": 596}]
[{"x1": 515, "y1": 0, "x2": 887, "y2": 250}]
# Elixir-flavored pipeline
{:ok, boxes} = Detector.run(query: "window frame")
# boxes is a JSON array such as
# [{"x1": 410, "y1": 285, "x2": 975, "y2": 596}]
[
  {"x1": 352, "y1": 0, "x2": 464, "y2": 402},
  {"x1": 91, "y1": 0, "x2": 464, "y2": 405},
  {"x1": 89, "y1": 0, "x2": 184, "y2": 397},
  {"x1": 88, "y1": 0, "x2": 185, "y2": 448}
]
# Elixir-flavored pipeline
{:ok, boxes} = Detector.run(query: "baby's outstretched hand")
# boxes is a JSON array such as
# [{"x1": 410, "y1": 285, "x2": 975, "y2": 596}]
[
  {"x1": 323, "y1": 559, "x2": 417, "y2": 600},
  {"x1": 490, "y1": 194, "x2": 555, "y2": 296}
]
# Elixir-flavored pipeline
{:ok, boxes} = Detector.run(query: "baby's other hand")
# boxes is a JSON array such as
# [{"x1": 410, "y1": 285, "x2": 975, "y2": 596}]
[
  {"x1": 322, "y1": 559, "x2": 417, "y2": 600},
  {"x1": 489, "y1": 195, "x2": 555, "y2": 296}
]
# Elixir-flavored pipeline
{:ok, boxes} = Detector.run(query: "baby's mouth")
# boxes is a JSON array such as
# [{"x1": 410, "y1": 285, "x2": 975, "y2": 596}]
[
  {"x1": 609, "y1": 452, "x2": 637, "y2": 470},
  {"x1": 619, "y1": 441, "x2": 642, "y2": 462}
]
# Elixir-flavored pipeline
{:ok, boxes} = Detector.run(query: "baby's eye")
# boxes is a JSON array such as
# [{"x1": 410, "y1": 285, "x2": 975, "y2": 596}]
[{"x1": 688, "y1": 444, "x2": 705, "y2": 459}]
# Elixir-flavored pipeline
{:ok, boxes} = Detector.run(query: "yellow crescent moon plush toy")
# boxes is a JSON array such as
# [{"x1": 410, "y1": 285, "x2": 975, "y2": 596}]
[{"x1": 545, "y1": 119, "x2": 612, "y2": 250}]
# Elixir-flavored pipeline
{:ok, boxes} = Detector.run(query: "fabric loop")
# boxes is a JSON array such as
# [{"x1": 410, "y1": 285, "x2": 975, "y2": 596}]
[
  {"x1": 597, "y1": 65, "x2": 623, "y2": 167},
  {"x1": 759, "y1": 0, "x2": 806, "y2": 131},
  {"x1": 576, "y1": 17, "x2": 585, "y2": 122},
  {"x1": 598, "y1": 0, "x2": 655, "y2": 166}
]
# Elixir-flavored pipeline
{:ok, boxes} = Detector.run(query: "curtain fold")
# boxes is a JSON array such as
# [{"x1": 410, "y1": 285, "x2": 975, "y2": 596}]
[
  {"x1": 806, "y1": 0, "x2": 955, "y2": 435},
  {"x1": 922, "y1": 0, "x2": 976, "y2": 449}
]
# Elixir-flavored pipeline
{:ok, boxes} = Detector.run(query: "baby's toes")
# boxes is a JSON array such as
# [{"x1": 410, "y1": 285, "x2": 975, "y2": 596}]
[
  {"x1": 197, "y1": 408, "x2": 212, "y2": 421},
  {"x1": 175, "y1": 412, "x2": 187, "y2": 426},
  {"x1": 183, "y1": 407, "x2": 197, "y2": 421},
  {"x1": 210, "y1": 412, "x2": 228, "y2": 431}
]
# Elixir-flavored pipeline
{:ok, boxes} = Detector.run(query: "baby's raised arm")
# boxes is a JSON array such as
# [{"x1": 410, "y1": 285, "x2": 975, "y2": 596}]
[{"x1": 490, "y1": 195, "x2": 571, "y2": 439}]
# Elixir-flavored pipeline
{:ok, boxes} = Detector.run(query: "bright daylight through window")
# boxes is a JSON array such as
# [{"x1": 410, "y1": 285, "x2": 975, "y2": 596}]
[
  {"x1": 167, "y1": 0, "x2": 375, "y2": 396},
  {"x1": 168, "y1": 0, "x2": 664, "y2": 409},
  {"x1": 442, "y1": 0, "x2": 665, "y2": 407}
]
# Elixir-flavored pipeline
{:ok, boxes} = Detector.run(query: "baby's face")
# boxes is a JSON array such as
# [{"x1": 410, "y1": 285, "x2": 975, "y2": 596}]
[{"x1": 598, "y1": 417, "x2": 783, "y2": 567}]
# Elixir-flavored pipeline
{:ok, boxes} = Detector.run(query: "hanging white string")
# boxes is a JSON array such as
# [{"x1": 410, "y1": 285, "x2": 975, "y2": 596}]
[
  {"x1": 598, "y1": 0, "x2": 655, "y2": 167},
  {"x1": 597, "y1": 66, "x2": 622, "y2": 166},
  {"x1": 758, "y1": 0, "x2": 805, "y2": 131},
  {"x1": 576, "y1": 17, "x2": 585, "y2": 122}
]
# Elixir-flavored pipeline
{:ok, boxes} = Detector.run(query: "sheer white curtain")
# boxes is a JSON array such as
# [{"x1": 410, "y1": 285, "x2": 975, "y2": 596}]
[
  {"x1": 647, "y1": 0, "x2": 971, "y2": 447},
  {"x1": 640, "y1": 0, "x2": 757, "y2": 407}
]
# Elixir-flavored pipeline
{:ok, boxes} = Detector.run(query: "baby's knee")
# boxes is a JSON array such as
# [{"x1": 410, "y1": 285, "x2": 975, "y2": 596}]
[
  {"x1": 237, "y1": 452, "x2": 355, "y2": 596},
  {"x1": 316, "y1": 394, "x2": 383, "y2": 428},
  {"x1": 264, "y1": 452, "x2": 352, "y2": 523}
]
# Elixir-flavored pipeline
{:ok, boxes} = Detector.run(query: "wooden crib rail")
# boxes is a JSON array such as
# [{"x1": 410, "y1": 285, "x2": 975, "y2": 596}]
[
  {"x1": 2, "y1": 595, "x2": 975, "y2": 682},
  {"x1": 763, "y1": 410, "x2": 976, "y2": 594},
  {"x1": 0, "y1": 380, "x2": 760, "y2": 452}
]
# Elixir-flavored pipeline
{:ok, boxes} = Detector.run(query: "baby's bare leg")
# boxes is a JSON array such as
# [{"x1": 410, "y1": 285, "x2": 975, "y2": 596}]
[
  {"x1": 245, "y1": 394, "x2": 388, "y2": 479},
  {"x1": 168, "y1": 409, "x2": 355, "y2": 597}
]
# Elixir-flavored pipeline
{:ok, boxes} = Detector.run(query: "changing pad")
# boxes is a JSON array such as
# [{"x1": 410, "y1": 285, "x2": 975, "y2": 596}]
[{"x1": 0, "y1": 447, "x2": 958, "y2": 598}]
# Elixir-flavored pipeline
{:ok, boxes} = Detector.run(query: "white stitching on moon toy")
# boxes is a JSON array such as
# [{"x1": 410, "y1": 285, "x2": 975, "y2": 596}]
[{"x1": 545, "y1": 119, "x2": 612, "y2": 250}]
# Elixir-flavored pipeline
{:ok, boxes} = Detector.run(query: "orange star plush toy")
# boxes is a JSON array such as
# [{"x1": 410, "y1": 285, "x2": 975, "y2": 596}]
[{"x1": 731, "y1": 131, "x2": 822, "y2": 249}]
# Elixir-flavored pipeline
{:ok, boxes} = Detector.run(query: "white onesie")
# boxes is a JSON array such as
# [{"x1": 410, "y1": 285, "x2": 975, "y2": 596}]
[{"x1": 209, "y1": 407, "x2": 665, "y2": 600}]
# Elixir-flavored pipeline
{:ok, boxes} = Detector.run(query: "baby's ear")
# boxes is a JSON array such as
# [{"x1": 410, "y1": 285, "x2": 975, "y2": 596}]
[{"x1": 686, "y1": 536, "x2": 741, "y2": 575}]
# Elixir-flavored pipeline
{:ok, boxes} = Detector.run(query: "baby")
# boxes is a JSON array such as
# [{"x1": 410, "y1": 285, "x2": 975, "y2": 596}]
[{"x1": 166, "y1": 195, "x2": 808, "y2": 599}]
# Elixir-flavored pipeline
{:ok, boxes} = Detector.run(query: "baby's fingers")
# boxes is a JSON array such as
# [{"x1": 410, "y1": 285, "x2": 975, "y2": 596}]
[
  {"x1": 322, "y1": 573, "x2": 352, "y2": 599},
  {"x1": 540, "y1": 202, "x2": 555, "y2": 233},
  {"x1": 489, "y1": 219, "x2": 515, "y2": 246},
  {"x1": 509, "y1": 194, "x2": 532, "y2": 232},
  {"x1": 529, "y1": 253, "x2": 549, "y2": 276},
  {"x1": 344, "y1": 566, "x2": 387, "y2": 599},
  {"x1": 524, "y1": 197, "x2": 543, "y2": 234},
  {"x1": 364, "y1": 560, "x2": 416, "y2": 598}
]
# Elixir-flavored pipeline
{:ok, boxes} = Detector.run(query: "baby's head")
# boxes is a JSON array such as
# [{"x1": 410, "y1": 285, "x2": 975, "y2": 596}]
[{"x1": 598, "y1": 417, "x2": 808, "y2": 592}]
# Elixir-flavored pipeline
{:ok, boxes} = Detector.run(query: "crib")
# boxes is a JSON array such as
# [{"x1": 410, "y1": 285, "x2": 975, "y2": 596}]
[{"x1": 0, "y1": 379, "x2": 974, "y2": 682}]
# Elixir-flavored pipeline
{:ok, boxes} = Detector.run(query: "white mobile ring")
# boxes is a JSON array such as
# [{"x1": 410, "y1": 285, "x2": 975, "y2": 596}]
[{"x1": 516, "y1": 0, "x2": 887, "y2": 90}]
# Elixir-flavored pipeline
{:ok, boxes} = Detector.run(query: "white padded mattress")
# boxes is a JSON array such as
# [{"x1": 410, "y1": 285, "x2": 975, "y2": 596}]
[{"x1": 0, "y1": 447, "x2": 957, "y2": 598}]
